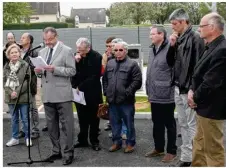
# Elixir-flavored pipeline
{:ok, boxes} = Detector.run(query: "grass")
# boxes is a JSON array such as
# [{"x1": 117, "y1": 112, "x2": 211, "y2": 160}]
[{"x1": 72, "y1": 96, "x2": 150, "y2": 112}]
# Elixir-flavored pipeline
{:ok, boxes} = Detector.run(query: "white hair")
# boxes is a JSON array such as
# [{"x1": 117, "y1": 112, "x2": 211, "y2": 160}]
[
  {"x1": 76, "y1": 37, "x2": 91, "y2": 48},
  {"x1": 112, "y1": 38, "x2": 123, "y2": 44},
  {"x1": 207, "y1": 12, "x2": 225, "y2": 31},
  {"x1": 114, "y1": 41, "x2": 129, "y2": 54}
]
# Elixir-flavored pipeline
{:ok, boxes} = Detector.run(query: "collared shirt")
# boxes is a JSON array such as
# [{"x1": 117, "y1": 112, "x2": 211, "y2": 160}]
[
  {"x1": 20, "y1": 48, "x2": 29, "y2": 59},
  {"x1": 46, "y1": 41, "x2": 59, "y2": 62}
]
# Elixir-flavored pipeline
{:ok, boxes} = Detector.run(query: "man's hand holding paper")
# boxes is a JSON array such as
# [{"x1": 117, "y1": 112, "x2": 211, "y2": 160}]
[{"x1": 29, "y1": 56, "x2": 47, "y2": 69}]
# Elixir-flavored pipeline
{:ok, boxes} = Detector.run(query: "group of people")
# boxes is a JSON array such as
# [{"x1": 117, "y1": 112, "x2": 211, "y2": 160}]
[
  {"x1": 145, "y1": 9, "x2": 226, "y2": 167},
  {"x1": 3, "y1": 8, "x2": 226, "y2": 166}
]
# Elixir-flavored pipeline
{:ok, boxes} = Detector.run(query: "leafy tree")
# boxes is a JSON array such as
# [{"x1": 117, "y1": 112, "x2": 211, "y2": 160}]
[
  {"x1": 109, "y1": 2, "x2": 129, "y2": 25},
  {"x1": 126, "y1": 2, "x2": 147, "y2": 24},
  {"x1": 3, "y1": 2, "x2": 33, "y2": 24},
  {"x1": 180, "y1": 2, "x2": 205, "y2": 25},
  {"x1": 108, "y1": 2, "x2": 226, "y2": 26},
  {"x1": 216, "y1": 2, "x2": 226, "y2": 20},
  {"x1": 144, "y1": 2, "x2": 184, "y2": 24}
]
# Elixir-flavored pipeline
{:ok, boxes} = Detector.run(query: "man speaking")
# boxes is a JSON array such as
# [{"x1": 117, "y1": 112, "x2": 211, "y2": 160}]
[{"x1": 34, "y1": 27, "x2": 76, "y2": 165}]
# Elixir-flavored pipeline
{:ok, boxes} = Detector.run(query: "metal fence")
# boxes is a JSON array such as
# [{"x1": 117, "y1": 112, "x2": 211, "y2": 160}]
[{"x1": 3, "y1": 26, "x2": 226, "y2": 64}]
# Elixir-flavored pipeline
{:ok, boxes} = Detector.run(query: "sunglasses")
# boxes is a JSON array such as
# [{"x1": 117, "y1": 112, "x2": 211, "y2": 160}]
[{"x1": 114, "y1": 49, "x2": 124, "y2": 52}]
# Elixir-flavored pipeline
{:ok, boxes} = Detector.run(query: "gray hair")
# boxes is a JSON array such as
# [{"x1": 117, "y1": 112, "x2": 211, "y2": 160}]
[
  {"x1": 113, "y1": 41, "x2": 129, "y2": 54},
  {"x1": 150, "y1": 25, "x2": 167, "y2": 40},
  {"x1": 208, "y1": 13, "x2": 225, "y2": 31},
  {"x1": 169, "y1": 8, "x2": 189, "y2": 22},
  {"x1": 76, "y1": 37, "x2": 91, "y2": 48},
  {"x1": 43, "y1": 27, "x2": 58, "y2": 36},
  {"x1": 112, "y1": 38, "x2": 123, "y2": 44}
]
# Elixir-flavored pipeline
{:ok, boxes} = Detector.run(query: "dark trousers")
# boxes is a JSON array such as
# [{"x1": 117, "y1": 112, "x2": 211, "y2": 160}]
[
  {"x1": 109, "y1": 104, "x2": 136, "y2": 146},
  {"x1": 151, "y1": 103, "x2": 177, "y2": 155},
  {"x1": 75, "y1": 103, "x2": 100, "y2": 145}
]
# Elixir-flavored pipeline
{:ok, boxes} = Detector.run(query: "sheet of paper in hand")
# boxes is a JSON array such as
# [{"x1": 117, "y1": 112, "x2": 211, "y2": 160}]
[
  {"x1": 72, "y1": 88, "x2": 86, "y2": 105},
  {"x1": 29, "y1": 56, "x2": 47, "y2": 69}
]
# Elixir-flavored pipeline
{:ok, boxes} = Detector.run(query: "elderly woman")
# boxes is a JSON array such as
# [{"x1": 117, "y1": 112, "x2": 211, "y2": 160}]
[{"x1": 3, "y1": 44, "x2": 32, "y2": 147}]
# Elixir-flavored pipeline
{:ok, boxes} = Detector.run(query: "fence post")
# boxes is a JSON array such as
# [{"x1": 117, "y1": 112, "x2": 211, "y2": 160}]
[
  {"x1": 138, "y1": 26, "x2": 140, "y2": 44},
  {"x1": 89, "y1": 27, "x2": 92, "y2": 46}
]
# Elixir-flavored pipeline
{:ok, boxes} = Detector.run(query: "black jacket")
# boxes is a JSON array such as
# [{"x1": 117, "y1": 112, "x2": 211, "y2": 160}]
[
  {"x1": 22, "y1": 47, "x2": 38, "y2": 95},
  {"x1": 71, "y1": 49, "x2": 103, "y2": 105},
  {"x1": 103, "y1": 56, "x2": 142, "y2": 104},
  {"x1": 3, "y1": 51, "x2": 9, "y2": 67},
  {"x1": 167, "y1": 26, "x2": 205, "y2": 94},
  {"x1": 192, "y1": 35, "x2": 226, "y2": 120}
]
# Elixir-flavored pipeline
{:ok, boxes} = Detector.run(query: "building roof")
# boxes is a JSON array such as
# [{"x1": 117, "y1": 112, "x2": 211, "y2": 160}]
[
  {"x1": 30, "y1": 2, "x2": 60, "y2": 15},
  {"x1": 70, "y1": 8, "x2": 106, "y2": 24}
]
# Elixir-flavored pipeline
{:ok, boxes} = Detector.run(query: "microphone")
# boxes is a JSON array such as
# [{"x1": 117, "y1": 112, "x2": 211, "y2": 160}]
[{"x1": 29, "y1": 42, "x2": 45, "y2": 53}]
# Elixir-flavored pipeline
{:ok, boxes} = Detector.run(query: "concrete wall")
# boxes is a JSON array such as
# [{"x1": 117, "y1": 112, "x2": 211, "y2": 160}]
[{"x1": 3, "y1": 26, "x2": 226, "y2": 64}]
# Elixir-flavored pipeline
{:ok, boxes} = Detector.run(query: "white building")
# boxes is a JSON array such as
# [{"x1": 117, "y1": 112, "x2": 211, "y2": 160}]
[
  {"x1": 70, "y1": 8, "x2": 106, "y2": 28},
  {"x1": 28, "y1": 2, "x2": 61, "y2": 23}
]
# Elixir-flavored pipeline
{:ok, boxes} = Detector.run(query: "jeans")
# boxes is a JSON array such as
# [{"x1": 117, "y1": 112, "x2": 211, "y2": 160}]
[
  {"x1": 20, "y1": 96, "x2": 39, "y2": 133},
  {"x1": 109, "y1": 104, "x2": 135, "y2": 146},
  {"x1": 121, "y1": 120, "x2": 127, "y2": 135},
  {"x1": 9, "y1": 104, "x2": 29, "y2": 139}
]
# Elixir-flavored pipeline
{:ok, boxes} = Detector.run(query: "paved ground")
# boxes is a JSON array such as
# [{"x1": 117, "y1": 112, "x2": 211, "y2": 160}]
[{"x1": 3, "y1": 118, "x2": 226, "y2": 167}]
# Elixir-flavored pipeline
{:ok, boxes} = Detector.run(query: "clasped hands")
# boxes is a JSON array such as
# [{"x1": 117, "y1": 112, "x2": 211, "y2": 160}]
[{"x1": 11, "y1": 91, "x2": 17, "y2": 99}]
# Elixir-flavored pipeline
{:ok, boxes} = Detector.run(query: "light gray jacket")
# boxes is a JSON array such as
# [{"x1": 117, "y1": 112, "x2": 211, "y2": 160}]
[
  {"x1": 146, "y1": 40, "x2": 174, "y2": 104},
  {"x1": 38, "y1": 42, "x2": 76, "y2": 103}
]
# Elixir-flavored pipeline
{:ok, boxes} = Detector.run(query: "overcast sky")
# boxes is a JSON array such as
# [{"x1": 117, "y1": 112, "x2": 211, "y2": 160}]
[{"x1": 60, "y1": 2, "x2": 113, "y2": 16}]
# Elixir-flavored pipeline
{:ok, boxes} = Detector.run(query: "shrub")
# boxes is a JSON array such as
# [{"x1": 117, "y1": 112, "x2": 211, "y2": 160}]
[{"x1": 3, "y1": 22, "x2": 71, "y2": 30}]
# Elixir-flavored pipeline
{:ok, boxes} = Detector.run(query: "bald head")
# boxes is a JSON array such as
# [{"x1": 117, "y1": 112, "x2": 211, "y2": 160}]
[
  {"x1": 6, "y1": 32, "x2": 15, "y2": 42},
  {"x1": 204, "y1": 12, "x2": 225, "y2": 31},
  {"x1": 20, "y1": 32, "x2": 33, "y2": 48},
  {"x1": 198, "y1": 12, "x2": 225, "y2": 43}
]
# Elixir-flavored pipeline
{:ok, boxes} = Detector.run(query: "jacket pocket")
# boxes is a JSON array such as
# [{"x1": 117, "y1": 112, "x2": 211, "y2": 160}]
[
  {"x1": 107, "y1": 68, "x2": 114, "y2": 79},
  {"x1": 153, "y1": 81, "x2": 172, "y2": 99},
  {"x1": 118, "y1": 69, "x2": 128, "y2": 80}
]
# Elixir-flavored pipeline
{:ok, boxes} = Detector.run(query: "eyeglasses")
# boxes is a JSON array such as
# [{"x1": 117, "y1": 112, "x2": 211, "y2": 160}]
[
  {"x1": 114, "y1": 49, "x2": 124, "y2": 52},
  {"x1": 199, "y1": 24, "x2": 210, "y2": 28},
  {"x1": 43, "y1": 37, "x2": 56, "y2": 42}
]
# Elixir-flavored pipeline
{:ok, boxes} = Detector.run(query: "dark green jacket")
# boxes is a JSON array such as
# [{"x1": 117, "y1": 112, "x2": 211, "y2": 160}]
[{"x1": 3, "y1": 59, "x2": 31, "y2": 104}]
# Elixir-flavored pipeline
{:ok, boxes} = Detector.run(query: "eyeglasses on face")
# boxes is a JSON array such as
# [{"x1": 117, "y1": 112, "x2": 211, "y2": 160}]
[
  {"x1": 199, "y1": 24, "x2": 211, "y2": 28},
  {"x1": 114, "y1": 49, "x2": 124, "y2": 52}
]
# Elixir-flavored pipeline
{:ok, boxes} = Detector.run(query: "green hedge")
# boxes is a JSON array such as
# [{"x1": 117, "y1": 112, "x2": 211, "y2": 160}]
[{"x1": 3, "y1": 22, "x2": 72, "y2": 30}]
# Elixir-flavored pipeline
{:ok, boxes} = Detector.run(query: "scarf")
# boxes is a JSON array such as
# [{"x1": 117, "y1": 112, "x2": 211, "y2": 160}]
[{"x1": 5, "y1": 61, "x2": 21, "y2": 91}]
